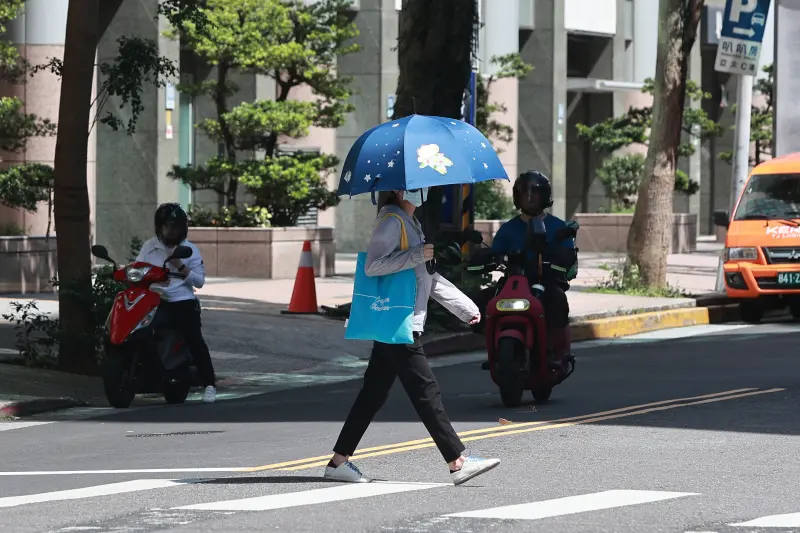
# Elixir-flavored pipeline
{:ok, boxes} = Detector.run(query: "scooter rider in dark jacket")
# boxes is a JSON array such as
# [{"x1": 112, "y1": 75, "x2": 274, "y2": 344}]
[{"x1": 135, "y1": 203, "x2": 217, "y2": 403}]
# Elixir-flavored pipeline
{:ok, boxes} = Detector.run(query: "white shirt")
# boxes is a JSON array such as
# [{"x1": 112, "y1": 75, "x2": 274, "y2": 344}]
[{"x1": 135, "y1": 237, "x2": 206, "y2": 302}]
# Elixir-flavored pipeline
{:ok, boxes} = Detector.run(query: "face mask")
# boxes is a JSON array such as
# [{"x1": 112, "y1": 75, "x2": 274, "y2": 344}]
[{"x1": 406, "y1": 188, "x2": 428, "y2": 208}]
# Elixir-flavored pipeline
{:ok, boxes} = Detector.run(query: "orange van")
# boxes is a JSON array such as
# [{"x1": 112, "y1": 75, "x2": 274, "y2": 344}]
[{"x1": 713, "y1": 152, "x2": 800, "y2": 323}]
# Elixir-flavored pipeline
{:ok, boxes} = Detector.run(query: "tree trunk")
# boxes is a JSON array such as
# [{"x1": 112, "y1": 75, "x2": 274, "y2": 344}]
[
  {"x1": 626, "y1": 0, "x2": 703, "y2": 287},
  {"x1": 53, "y1": 0, "x2": 100, "y2": 375},
  {"x1": 391, "y1": 0, "x2": 478, "y2": 241}
]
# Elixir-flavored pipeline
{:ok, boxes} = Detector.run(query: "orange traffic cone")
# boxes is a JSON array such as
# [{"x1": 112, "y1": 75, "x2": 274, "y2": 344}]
[{"x1": 282, "y1": 240, "x2": 319, "y2": 315}]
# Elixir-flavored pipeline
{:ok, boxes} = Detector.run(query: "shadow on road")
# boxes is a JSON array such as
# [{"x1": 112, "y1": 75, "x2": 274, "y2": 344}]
[{"x1": 8, "y1": 322, "x2": 798, "y2": 441}]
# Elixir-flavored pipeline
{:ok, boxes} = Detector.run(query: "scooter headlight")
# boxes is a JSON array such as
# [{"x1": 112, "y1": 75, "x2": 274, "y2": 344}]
[
  {"x1": 126, "y1": 266, "x2": 151, "y2": 282},
  {"x1": 496, "y1": 299, "x2": 530, "y2": 312}
]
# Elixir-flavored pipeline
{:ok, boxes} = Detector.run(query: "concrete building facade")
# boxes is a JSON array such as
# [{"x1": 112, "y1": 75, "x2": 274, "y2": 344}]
[{"x1": 0, "y1": 0, "x2": 779, "y2": 258}]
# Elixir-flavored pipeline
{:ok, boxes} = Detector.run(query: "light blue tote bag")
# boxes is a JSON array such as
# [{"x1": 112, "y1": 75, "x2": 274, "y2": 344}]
[{"x1": 345, "y1": 213, "x2": 417, "y2": 345}]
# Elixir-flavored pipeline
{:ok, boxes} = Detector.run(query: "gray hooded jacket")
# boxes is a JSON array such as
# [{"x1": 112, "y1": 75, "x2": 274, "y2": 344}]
[{"x1": 365, "y1": 204, "x2": 479, "y2": 332}]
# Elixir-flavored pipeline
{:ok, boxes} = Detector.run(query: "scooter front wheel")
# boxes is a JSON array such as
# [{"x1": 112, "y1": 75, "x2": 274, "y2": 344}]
[
  {"x1": 532, "y1": 387, "x2": 552, "y2": 404},
  {"x1": 163, "y1": 381, "x2": 190, "y2": 404},
  {"x1": 102, "y1": 351, "x2": 136, "y2": 409},
  {"x1": 496, "y1": 337, "x2": 525, "y2": 407}
]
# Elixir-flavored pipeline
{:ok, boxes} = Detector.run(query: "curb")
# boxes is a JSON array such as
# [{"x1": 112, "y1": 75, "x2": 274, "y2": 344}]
[
  {"x1": 570, "y1": 304, "x2": 740, "y2": 341},
  {"x1": 422, "y1": 303, "x2": 742, "y2": 356},
  {"x1": 0, "y1": 397, "x2": 84, "y2": 419}
]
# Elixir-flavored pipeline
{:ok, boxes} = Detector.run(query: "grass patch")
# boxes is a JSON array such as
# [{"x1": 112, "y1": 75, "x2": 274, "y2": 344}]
[{"x1": 586, "y1": 261, "x2": 686, "y2": 298}]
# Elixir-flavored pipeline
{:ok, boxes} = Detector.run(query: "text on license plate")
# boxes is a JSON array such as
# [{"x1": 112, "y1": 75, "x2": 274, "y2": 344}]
[{"x1": 777, "y1": 272, "x2": 800, "y2": 285}]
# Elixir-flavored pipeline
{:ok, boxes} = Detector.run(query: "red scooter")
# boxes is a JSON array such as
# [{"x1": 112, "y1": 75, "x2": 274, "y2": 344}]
[
  {"x1": 467, "y1": 225, "x2": 577, "y2": 407},
  {"x1": 91, "y1": 244, "x2": 196, "y2": 408}
]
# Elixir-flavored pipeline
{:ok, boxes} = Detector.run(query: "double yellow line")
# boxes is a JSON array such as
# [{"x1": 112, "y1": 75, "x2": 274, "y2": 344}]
[{"x1": 245, "y1": 387, "x2": 783, "y2": 473}]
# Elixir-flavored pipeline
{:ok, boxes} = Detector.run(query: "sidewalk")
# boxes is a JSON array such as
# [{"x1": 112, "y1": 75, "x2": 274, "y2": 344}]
[
  {"x1": 1, "y1": 244, "x2": 730, "y2": 418},
  {"x1": 196, "y1": 242, "x2": 722, "y2": 312}
]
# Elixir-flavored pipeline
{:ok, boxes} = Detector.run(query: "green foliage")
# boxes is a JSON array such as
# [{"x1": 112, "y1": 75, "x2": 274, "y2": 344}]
[
  {"x1": 577, "y1": 78, "x2": 720, "y2": 204},
  {"x1": 0, "y1": 0, "x2": 28, "y2": 82},
  {"x1": 168, "y1": 0, "x2": 358, "y2": 225},
  {"x1": 0, "y1": 163, "x2": 53, "y2": 212},
  {"x1": 2, "y1": 237, "x2": 145, "y2": 369},
  {"x1": 0, "y1": 2, "x2": 57, "y2": 217},
  {"x1": 0, "y1": 97, "x2": 57, "y2": 153},
  {"x1": 187, "y1": 203, "x2": 271, "y2": 227},
  {"x1": 596, "y1": 154, "x2": 645, "y2": 211},
  {"x1": 596, "y1": 154, "x2": 699, "y2": 211},
  {"x1": 587, "y1": 261, "x2": 685, "y2": 298},
  {"x1": 33, "y1": 3, "x2": 198, "y2": 136},
  {"x1": 0, "y1": 221, "x2": 25, "y2": 235},
  {"x1": 719, "y1": 63, "x2": 773, "y2": 166},
  {"x1": 474, "y1": 180, "x2": 515, "y2": 220},
  {"x1": 96, "y1": 37, "x2": 178, "y2": 134}
]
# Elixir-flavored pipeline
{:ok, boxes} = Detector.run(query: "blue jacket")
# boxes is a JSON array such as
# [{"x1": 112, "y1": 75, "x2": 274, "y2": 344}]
[{"x1": 491, "y1": 214, "x2": 577, "y2": 281}]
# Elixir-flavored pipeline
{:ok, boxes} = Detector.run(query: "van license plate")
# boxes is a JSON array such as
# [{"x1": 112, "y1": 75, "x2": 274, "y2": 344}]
[{"x1": 777, "y1": 272, "x2": 800, "y2": 285}]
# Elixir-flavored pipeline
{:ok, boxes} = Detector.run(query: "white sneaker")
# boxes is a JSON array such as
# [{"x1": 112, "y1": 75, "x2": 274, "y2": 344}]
[
  {"x1": 324, "y1": 461, "x2": 371, "y2": 483},
  {"x1": 451, "y1": 457, "x2": 500, "y2": 486},
  {"x1": 202, "y1": 386, "x2": 216, "y2": 403}
]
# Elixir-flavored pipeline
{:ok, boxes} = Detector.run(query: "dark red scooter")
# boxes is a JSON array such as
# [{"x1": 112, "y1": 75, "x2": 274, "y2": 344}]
[
  {"x1": 92, "y1": 244, "x2": 197, "y2": 408},
  {"x1": 467, "y1": 225, "x2": 577, "y2": 406}
]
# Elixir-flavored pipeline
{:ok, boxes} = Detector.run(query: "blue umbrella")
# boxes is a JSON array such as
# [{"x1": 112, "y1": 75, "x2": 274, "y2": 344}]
[{"x1": 337, "y1": 114, "x2": 509, "y2": 198}]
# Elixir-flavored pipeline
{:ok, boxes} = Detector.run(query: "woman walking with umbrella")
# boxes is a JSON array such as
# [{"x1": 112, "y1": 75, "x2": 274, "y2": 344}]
[{"x1": 324, "y1": 115, "x2": 507, "y2": 485}]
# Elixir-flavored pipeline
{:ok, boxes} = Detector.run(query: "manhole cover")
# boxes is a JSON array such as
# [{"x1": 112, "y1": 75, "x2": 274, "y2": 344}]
[{"x1": 127, "y1": 430, "x2": 224, "y2": 438}]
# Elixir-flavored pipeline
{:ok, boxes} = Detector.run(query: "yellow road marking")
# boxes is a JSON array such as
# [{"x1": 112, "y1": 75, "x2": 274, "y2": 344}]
[
  {"x1": 281, "y1": 388, "x2": 784, "y2": 471},
  {"x1": 245, "y1": 388, "x2": 759, "y2": 473}
]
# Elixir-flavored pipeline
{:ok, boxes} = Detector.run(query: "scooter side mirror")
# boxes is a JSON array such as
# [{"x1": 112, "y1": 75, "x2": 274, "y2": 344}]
[
  {"x1": 169, "y1": 245, "x2": 193, "y2": 260},
  {"x1": 91, "y1": 245, "x2": 112, "y2": 262},
  {"x1": 462, "y1": 229, "x2": 484, "y2": 245},
  {"x1": 555, "y1": 225, "x2": 577, "y2": 241}
]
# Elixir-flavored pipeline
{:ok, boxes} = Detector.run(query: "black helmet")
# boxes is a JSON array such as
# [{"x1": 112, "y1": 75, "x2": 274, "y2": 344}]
[
  {"x1": 513, "y1": 171, "x2": 553, "y2": 216},
  {"x1": 154, "y1": 202, "x2": 188, "y2": 246}
]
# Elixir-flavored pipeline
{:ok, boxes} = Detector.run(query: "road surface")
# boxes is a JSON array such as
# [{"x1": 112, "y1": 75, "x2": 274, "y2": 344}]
[{"x1": 0, "y1": 321, "x2": 799, "y2": 533}]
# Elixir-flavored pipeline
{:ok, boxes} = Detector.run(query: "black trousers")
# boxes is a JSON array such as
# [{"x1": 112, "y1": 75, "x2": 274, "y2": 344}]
[
  {"x1": 333, "y1": 335, "x2": 466, "y2": 463},
  {"x1": 158, "y1": 299, "x2": 216, "y2": 387}
]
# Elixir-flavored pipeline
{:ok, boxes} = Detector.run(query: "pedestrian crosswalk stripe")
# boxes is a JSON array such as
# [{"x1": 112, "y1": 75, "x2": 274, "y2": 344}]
[
  {"x1": 174, "y1": 481, "x2": 447, "y2": 512},
  {"x1": 444, "y1": 490, "x2": 699, "y2": 521},
  {"x1": 0, "y1": 479, "x2": 200, "y2": 508},
  {"x1": 730, "y1": 512, "x2": 800, "y2": 527}
]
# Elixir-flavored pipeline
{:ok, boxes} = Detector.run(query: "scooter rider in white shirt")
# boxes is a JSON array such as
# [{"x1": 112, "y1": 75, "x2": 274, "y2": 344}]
[{"x1": 136, "y1": 203, "x2": 217, "y2": 403}]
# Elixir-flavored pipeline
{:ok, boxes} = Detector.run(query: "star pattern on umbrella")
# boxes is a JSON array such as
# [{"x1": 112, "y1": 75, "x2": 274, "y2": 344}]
[
  {"x1": 343, "y1": 170, "x2": 352, "y2": 183},
  {"x1": 364, "y1": 174, "x2": 371, "y2": 182},
  {"x1": 387, "y1": 160, "x2": 395, "y2": 168},
  {"x1": 392, "y1": 123, "x2": 400, "y2": 128}
]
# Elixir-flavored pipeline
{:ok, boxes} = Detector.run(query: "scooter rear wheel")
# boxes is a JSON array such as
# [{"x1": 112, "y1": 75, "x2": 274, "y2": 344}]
[
  {"x1": 496, "y1": 337, "x2": 525, "y2": 407},
  {"x1": 102, "y1": 352, "x2": 136, "y2": 409}
]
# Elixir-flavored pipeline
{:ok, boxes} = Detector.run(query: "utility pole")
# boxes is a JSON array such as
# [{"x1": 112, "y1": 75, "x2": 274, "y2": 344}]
[{"x1": 712, "y1": 0, "x2": 771, "y2": 292}]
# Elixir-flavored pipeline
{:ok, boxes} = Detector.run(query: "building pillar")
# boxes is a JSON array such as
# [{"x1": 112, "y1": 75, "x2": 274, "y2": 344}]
[
  {"x1": 96, "y1": 0, "x2": 181, "y2": 259},
  {"x1": 518, "y1": 0, "x2": 567, "y2": 217},
  {"x1": 1, "y1": 0, "x2": 93, "y2": 238},
  {"x1": 685, "y1": 38, "x2": 703, "y2": 219},
  {"x1": 481, "y1": 0, "x2": 519, "y2": 193},
  {"x1": 774, "y1": 0, "x2": 800, "y2": 157},
  {"x1": 334, "y1": 0, "x2": 397, "y2": 252}
]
